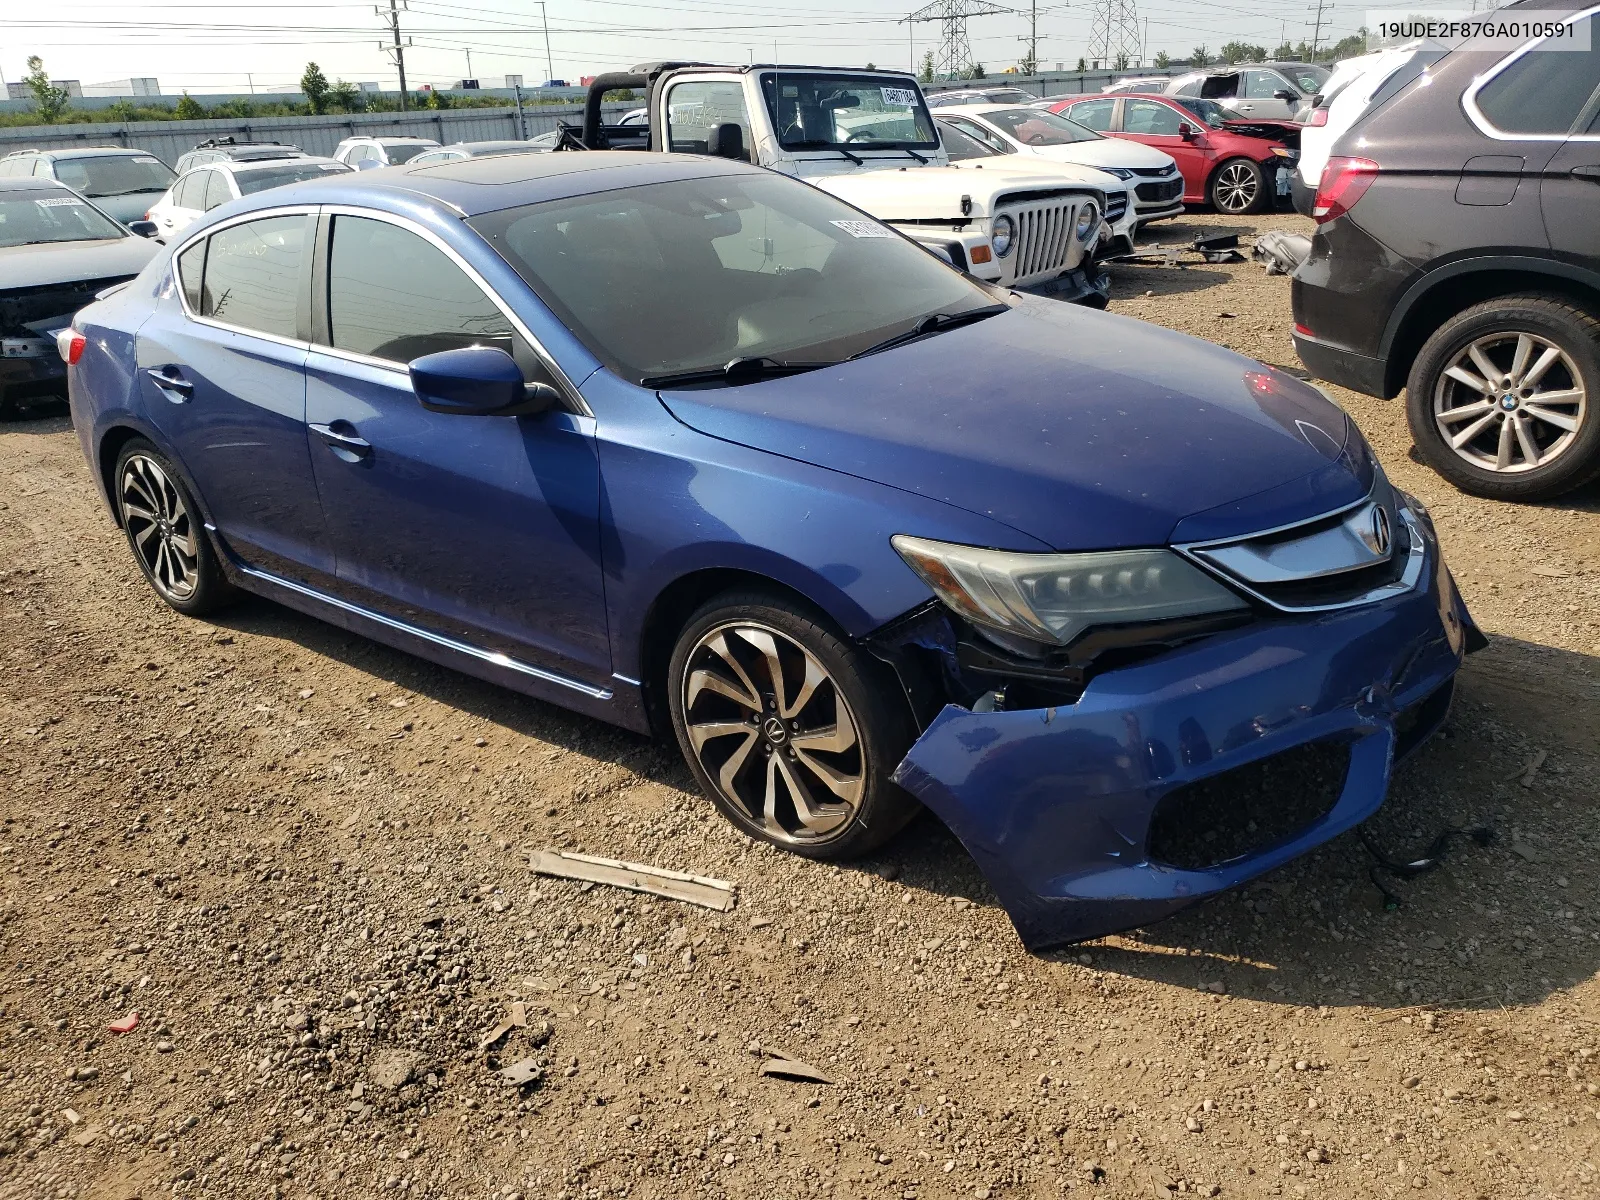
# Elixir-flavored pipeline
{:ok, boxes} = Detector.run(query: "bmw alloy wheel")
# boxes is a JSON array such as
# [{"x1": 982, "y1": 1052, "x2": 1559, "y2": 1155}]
[
  {"x1": 119, "y1": 454, "x2": 200, "y2": 602},
  {"x1": 1431, "y1": 332, "x2": 1587, "y2": 474},
  {"x1": 1213, "y1": 161, "x2": 1260, "y2": 213},
  {"x1": 679, "y1": 621, "x2": 864, "y2": 846}
]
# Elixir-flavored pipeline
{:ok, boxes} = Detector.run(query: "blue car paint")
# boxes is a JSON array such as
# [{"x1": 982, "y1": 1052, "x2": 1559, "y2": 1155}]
[
  {"x1": 64, "y1": 153, "x2": 1475, "y2": 949},
  {"x1": 893, "y1": 509, "x2": 1470, "y2": 950}
]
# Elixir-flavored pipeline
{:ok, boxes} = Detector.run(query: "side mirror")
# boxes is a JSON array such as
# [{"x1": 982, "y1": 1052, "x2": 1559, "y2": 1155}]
[
  {"x1": 1178, "y1": 122, "x2": 1199, "y2": 141},
  {"x1": 409, "y1": 346, "x2": 559, "y2": 417},
  {"x1": 1274, "y1": 89, "x2": 1298, "y2": 102},
  {"x1": 127, "y1": 219, "x2": 160, "y2": 238},
  {"x1": 353, "y1": 158, "x2": 381, "y2": 171},
  {"x1": 707, "y1": 122, "x2": 746, "y2": 161}
]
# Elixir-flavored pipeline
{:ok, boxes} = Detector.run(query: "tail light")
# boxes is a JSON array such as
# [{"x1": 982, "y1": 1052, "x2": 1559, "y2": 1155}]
[
  {"x1": 1307, "y1": 108, "x2": 1329, "y2": 127},
  {"x1": 1312, "y1": 156, "x2": 1379, "y2": 223},
  {"x1": 57, "y1": 329, "x2": 86, "y2": 365}
]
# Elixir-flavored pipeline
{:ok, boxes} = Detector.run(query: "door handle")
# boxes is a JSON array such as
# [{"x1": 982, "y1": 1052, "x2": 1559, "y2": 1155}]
[
  {"x1": 1571, "y1": 165, "x2": 1600, "y2": 183},
  {"x1": 145, "y1": 366, "x2": 193, "y2": 402},
  {"x1": 310, "y1": 421, "x2": 373, "y2": 462}
]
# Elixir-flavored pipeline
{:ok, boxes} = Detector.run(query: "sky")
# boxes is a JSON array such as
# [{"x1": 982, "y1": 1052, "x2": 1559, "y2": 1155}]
[{"x1": 2, "y1": 0, "x2": 1368, "y2": 95}]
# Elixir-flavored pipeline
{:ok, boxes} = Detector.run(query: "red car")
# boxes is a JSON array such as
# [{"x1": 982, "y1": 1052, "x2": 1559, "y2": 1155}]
[{"x1": 1049, "y1": 94, "x2": 1300, "y2": 215}]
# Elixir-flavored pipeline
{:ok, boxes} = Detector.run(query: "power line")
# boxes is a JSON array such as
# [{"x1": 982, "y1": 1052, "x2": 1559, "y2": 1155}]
[
  {"x1": 378, "y1": 0, "x2": 410, "y2": 107},
  {"x1": 901, "y1": 0, "x2": 1014, "y2": 81},
  {"x1": 1088, "y1": 0, "x2": 1141, "y2": 66}
]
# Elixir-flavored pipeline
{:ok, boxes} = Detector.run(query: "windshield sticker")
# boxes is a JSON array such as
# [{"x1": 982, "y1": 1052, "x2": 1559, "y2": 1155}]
[
  {"x1": 881, "y1": 86, "x2": 919, "y2": 107},
  {"x1": 35, "y1": 197, "x2": 86, "y2": 208},
  {"x1": 831, "y1": 219, "x2": 894, "y2": 239},
  {"x1": 319, "y1": 164, "x2": 345, "y2": 170},
  {"x1": 133, "y1": 157, "x2": 160, "y2": 164}
]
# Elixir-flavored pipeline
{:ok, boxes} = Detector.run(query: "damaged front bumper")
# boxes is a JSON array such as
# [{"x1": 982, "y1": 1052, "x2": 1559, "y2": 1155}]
[
  {"x1": 1019, "y1": 264, "x2": 1112, "y2": 309},
  {"x1": 890, "y1": 509, "x2": 1474, "y2": 951}
]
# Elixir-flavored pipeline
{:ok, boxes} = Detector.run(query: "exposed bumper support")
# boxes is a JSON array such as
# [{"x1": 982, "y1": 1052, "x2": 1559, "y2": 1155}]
[
  {"x1": 890, "y1": 513, "x2": 1473, "y2": 951},
  {"x1": 1019, "y1": 264, "x2": 1111, "y2": 309}
]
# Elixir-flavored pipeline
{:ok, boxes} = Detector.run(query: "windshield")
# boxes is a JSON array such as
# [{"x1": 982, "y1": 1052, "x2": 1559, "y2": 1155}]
[
  {"x1": 0, "y1": 189, "x2": 126, "y2": 247},
  {"x1": 937, "y1": 121, "x2": 1002, "y2": 160},
  {"x1": 235, "y1": 162, "x2": 352, "y2": 195},
  {"x1": 50, "y1": 154, "x2": 174, "y2": 198},
  {"x1": 1279, "y1": 63, "x2": 1330, "y2": 92},
  {"x1": 1173, "y1": 97, "x2": 1233, "y2": 128},
  {"x1": 383, "y1": 143, "x2": 437, "y2": 164},
  {"x1": 981, "y1": 107, "x2": 1102, "y2": 145},
  {"x1": 469, "y1": 172, "x2": 991, "y2": 385},
  {"x1": 760, "y1": 72, "x2": 939, "y2": 151}
]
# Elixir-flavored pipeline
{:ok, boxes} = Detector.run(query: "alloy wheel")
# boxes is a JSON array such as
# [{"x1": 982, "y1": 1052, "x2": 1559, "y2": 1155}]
[
  {"x1": 119, "y1": 454, "x2": 200, "y2": 601},
  {"x1": 1431, "y1": 332, "x2": 1587, "y2": 474},
  {"x1": 1214, "y1": 162, "x2": 1259, "y2": 212},
  {"x1": 680, "y1": 621, "x2": 864, "y2": 845}
]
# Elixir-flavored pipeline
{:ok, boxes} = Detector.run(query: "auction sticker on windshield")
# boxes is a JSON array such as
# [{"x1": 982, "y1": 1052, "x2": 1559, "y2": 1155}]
[
  {"x1": 831, "y1": 219, "x2": 895, "y2": 238},
  {"x1": 881, "y1": 87, "x2": 919, "y2": 107},
  {"x1": 35, "y1": 197, "x2": 85, "y2": 208}
]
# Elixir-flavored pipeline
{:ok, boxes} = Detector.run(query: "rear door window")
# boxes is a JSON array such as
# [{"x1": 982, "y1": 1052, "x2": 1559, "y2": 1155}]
[
  {"x1": 202, "y1": 170, "x2": 233, "y2": 211},
  {"x1": 199, "y1": 214, "x2": 307, "y2": 340},
  {"x1": 1123, "y1": 99, "x2": 1183, "y2": 135},
  {"x1": 173, "y1": 173, "x2": 205, "y2": 210},
  {"x1": 325, "y1": 214, "x2": 512, "y2": 362},
  {"x1": 1475, "y1": 16, "x2": 1600, "y2": 136}
]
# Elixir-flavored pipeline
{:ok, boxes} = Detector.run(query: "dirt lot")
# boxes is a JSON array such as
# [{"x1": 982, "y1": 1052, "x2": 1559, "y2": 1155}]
[{"x1": 2, "y1": 210, "x2": 1599, "y2": 1200}]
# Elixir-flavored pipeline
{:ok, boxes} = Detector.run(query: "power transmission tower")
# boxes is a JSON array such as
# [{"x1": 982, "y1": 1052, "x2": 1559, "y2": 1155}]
[
  {"x1": 1018, "y1": 0, "x2": 1040, "y2": 74},
  {"x1": 902, "y1": 0, "x2": 1015, "y2": 82},
  {"x1": 1307, "y1": 0, "x2": 1332, "y2": 60},
  {"x1": 377, "y1": 0, "x2": 412, "y2": 110},
  {"x1": 1087, "y1": 0, "x2": 1141, "y2": 68}
]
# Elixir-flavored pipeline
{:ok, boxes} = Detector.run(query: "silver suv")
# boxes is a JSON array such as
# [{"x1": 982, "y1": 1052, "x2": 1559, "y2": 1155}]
[{"x1": 331, "y1": 137, "x2": 442, "y2": 170}]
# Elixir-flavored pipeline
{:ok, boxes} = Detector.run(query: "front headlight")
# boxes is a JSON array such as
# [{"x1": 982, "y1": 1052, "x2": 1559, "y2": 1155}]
[
  {"x1": 1100, "y1": 167, "x2": 1135, "y2": 180},
  {"x1": 991, "y1": 214, "x2": 1014, "y2": 258},
  {"x1": 891, "y1": 535, "x2": 1249, "y2": 647},
  {"x1": 1075, "y1": 202, "x2": 1099, "y2": 241}
]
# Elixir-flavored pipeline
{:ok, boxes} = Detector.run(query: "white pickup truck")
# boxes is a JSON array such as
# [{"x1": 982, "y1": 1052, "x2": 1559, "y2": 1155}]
[{"x1": 566, "y1": 63, "x2": 1115, "y2": 305}]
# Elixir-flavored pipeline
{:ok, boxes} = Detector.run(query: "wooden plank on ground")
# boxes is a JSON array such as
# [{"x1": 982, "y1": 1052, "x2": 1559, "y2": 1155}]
[{"x1": 530, "y1": 849, "x2": 736, "y2": 911}]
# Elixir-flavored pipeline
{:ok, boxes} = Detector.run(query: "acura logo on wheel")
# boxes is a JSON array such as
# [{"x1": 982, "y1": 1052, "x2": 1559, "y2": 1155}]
[
  {"x1": 1367, "y1": 505, "x2": 1392, "y2": 556},
  {"x1": 763, "y1": 716, "x2": 788, "y2": 744}
]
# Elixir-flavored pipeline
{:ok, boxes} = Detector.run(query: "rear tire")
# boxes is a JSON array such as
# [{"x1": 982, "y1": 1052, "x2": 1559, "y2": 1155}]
[
  {"x1": 666, "y1": 591, "x2": 920, "y2": 860},
  {"x1": 1210, "y1": 157, "x2": 1267, "y2": 214},
  {"x1": 1404, "y1": 295, "x2": 1600, "y2": 502},
  {"x1": 113, "y1": 438, "x2": 237, "y2": 616}
]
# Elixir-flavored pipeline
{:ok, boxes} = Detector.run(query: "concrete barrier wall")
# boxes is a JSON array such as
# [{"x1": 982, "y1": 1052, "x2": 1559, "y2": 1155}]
[{"x1": 0, "y1": 104, "x2": 634, "y2": 166}]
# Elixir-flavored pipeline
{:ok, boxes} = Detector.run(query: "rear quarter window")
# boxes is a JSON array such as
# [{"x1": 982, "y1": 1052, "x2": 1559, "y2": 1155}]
[{"x1": 1475, "y1": 18, "x2": 1600, "y2": 135}]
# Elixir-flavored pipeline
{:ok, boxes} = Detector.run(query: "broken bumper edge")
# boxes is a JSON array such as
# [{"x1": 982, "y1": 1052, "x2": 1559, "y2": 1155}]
[
  {"x1": 1019, "y1": 265, "x2": 1111, "y2": 308},
  {"x1": 890, "y1": 513, "x2": 1472, "y2": 952}
]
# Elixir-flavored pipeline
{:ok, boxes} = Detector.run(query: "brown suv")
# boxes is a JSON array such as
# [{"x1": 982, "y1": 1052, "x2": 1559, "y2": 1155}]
[{"x1": 1291, "y1": 3, "x2": 1600, "y2": 501}]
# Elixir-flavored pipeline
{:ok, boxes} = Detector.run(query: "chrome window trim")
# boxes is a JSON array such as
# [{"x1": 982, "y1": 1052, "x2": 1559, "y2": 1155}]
[
  {"x1": 318, "y1": 203, "x2": 590, "y2": 414},
  {"x1": 238, "y1": 564, "x2": 613, "y2": 700},
  {"x1": 1175, "y1": 491, "x2": 1427, "y2": 614},
  {"x1": 170, "y1": 202, "x2": 590, "y2": 414},
  {"x1": 170, "y1": 204, "x2": 318, "y2": 351},
  {"x1": 1462, "y1": 4, "x2": 1600, "y2": 142}
]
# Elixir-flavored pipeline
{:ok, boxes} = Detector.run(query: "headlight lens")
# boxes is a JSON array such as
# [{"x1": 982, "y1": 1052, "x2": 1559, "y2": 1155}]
[
  {"x1": 1075, "y1": 202, "x2": 1099, "y2": 241},
  {"x1": 991, "y1": 214, "x2": 1014, "y2": 258},
  {"x1": 1101, "y1": 167, "x2": 1135, "y2": 180},
  {"x1": 891, "y1": 535, "x2": 1248, "y2": 647}
]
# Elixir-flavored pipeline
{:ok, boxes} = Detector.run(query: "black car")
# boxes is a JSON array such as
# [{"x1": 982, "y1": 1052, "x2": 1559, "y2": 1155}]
[
  {"x1": 0, "y1": 177, "x2": 160, "y2": 416},
  {"x1": 1291, "y1": 5, "x2": 1600, "y2": 502}
]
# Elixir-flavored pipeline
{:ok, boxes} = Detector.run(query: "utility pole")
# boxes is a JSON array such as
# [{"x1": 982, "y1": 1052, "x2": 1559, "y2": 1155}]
[
  {"x1": 902, "y1": 0, "x2": 1015, "y2": 83},
  {"x1": 539, "y1": 1, "x2": 555, "y2": 84},
  {"x1": 1017, "y1": 0, "x2": 1039, "y2": 74},
  {"x1": 512, "y1": 81, "x2": 527, "y2": 138},
  {"x1": 465, "y1": 48, "x2": 473, "y2": 80},
  {"x1": 378, "y1": 0, "x2": 410, "y2": 110},
  {"x1": 1307, "y1": 0, "x2": 1331, "y2": 60}
]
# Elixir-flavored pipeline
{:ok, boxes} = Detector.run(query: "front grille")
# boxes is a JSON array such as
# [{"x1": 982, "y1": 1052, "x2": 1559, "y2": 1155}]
[
  {"x1": 1135, "y1": 178, "x2": 1183, "y2": 203},
  {"x1": 1130, "y1": 166, "x2": 1173, "y2": 177},
  {"x1": 1146, "y1": 739, "x2": 1352, "y2": 871},
  {"x1": 1104, "y1": 192, "x2": 1129, "y2": 222},
  {"x1": 0, "y1": 276, "x2": 135, "y2": 336},
  {"x1": 1003, "y1": 199, "x2": 1082, "y2": 284}
]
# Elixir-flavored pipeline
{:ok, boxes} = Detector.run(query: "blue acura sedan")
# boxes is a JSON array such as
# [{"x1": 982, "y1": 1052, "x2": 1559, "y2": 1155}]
[{"x1": 63, "y1": 151, "x2": 1480, "y2": 949}]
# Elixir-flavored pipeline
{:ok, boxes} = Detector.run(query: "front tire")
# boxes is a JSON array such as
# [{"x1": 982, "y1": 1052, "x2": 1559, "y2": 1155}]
[
  {"x1": 113, "y1": 438, "x2": 236, "y2": 616},
  {"x1": 1210, "y1": 157, "x2": 1266, "y2": 214},
  {"x1": 1405, "y1": 296, "x2": 1600, "y2": 502},
  {"x1": 666, "y1": 591, "x2": 919, "y2": 860}
]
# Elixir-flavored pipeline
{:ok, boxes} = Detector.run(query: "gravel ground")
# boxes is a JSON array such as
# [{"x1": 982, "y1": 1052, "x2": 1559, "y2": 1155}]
[{"x1": 1, "y1": 209, "x2": 1598, "y2": 1200}]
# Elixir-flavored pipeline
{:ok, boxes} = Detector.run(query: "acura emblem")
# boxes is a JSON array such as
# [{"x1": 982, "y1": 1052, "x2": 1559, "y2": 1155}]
[{"x1": 1367, "y1": 505, "x2": 1392, "y2": 556}]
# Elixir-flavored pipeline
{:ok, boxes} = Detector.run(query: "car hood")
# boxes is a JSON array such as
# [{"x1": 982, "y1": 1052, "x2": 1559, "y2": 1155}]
[
  {"x1": 812, "y1": 164, "x2": 1096, "y2": 221},
  {"x1": 0, "y1": 236, "x2": 160, "y2": 291},
  {"x1": 84, "y1": 192, "x2": 168, "y2": 223},
  {"x1": 657, "y1": 299, "x2": 1364, "y2": 551},
  {"x1": 1029, "y1": 139, "x2": 1175, "y2": 170},
  {"x1": 947, "y1": 154, "x2": 1130, "y2": 194}
]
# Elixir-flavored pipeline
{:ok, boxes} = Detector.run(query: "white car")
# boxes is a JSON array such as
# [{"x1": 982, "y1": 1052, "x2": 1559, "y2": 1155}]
[
  {"x1": 146, "y1": 157, "x2": 351, "y2": 238},
  {"x1": 932, "y1": 104, "x2": 1184, "y2": 227},
  {"x1": 330, "y1": 136, "x2": 441, "y2": 170},
  {"x1": 936, "y1": 116, "x2": 1138, "y2": 255},
  {"x1": 1293, "y1": 44, "x2": 1441, "y2": 209}
]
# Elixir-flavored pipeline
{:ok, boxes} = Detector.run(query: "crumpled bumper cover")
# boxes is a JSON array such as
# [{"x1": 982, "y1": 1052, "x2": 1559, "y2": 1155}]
[{"x1": 891, "y1": 511, "x2": 1472, "y2": 951}]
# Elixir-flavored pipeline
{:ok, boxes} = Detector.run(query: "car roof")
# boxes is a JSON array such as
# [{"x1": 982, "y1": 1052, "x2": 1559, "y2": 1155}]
[
  {"x1": 0, "y1": 176, "x2": 81, "y2": 192},
  {"x1": 214, "y1": 150, "x2": 762, "y2": 221},
  {"x1": 221, "y1": 156, "x2": 343, "y2": 173},
  {"x1": 41, "y1": 147, "x2": 155, "y2": 159},
  {"x1": 440, "y1": 141, "x2": 536, "y2": 153},
  {"x1": 346, "y1": 136, "x2": 439, "y2": 144}
]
